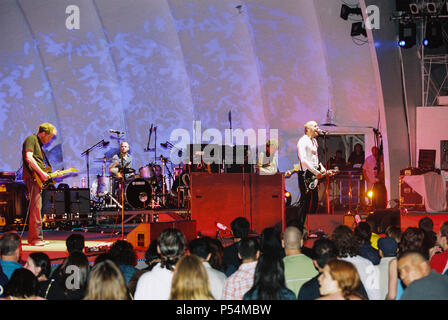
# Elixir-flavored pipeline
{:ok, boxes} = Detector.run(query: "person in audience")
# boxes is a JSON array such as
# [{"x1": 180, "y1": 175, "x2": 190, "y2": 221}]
[
  {"x1": 0, "y1": 232, "x2": 23, "y2": 279},
  {"x1": 222, "y1": 237, "x2": 260, "y2": 300},
  {"x1": 327, "y1": 150, "x2": 347, "y2": 170},
  {"x1": 419, "y1": 217, "x2": 438, "y2": 256},
  {"x1": 398, "y1": 251, "x2": 448, "y2": 300},
  {"x1": 259, "y1": 227, "x2": 284, "y2": 258},
  {"x1": 386, "y1": 227, "x2": 425, "y2": 300},
  {"x1": 128, "y1": 239, "x2": 160, "y2": 297},
  {"x1": 354, "y1": 222, "x2": 380, "y2": 265},
  {"x1": 430, "y1": 221, "x2": 448, "y2": 274},
  {"x1": 243, "y1": 252, "x2": 296, "y2": 300},
  {"x1": 223, "y1": 217, "x2": 251, "y2": 276},
  {"x1": 316, "y1": 258, "x2": 366, "y2": 300},
  {"x1": 84, "y1": 260, "x2": 129, "y2": 300},
  {"x1": 207, "y1": 237, "x2": 225, "y2": 272},
  {"x1": 50, "y1": 251, "x2": 90, "y2": 300},
  {"x1": 189, "y1": 237, "x2": 227, "y2": 299},
  {"x1": 347, "y1": 143, "x2": 365, "y2": 169},
  {"x1": 282, "y1": 226, "x2": 318, "y2": 297},
  {"x1": 0, "y1": 264, "x2": 8, "y2": 298},
  {"x1": 108, "y1": 240, "x2": 138, "y2": 286},
  {"x1": 377, "y1": 236, "x2": 398, "y2": 300},
  {"x1": 65, "y1": 233, "x2": 85, "y2": 254},
  {"x1": 134, "y1": 228, "x2": 186, "y2": 300},
  {"x1": 331, "y1": 225, "x2": 380, "y2": 300},
  {"x1": 24, "y1": 252, "x2": 64, "y2": 299},
  {"x1": 385, "y1": 225, "x2": 402, "y2": 244},
  {"x1": 365, "y1": 218, "x2": 381, "y2": 250},
  {"x1": 169, "y1": 254, "x2": 214, "y2": 300},
  {"x1": 2, "y1": 268, "x2": 44, "y2": 300}
]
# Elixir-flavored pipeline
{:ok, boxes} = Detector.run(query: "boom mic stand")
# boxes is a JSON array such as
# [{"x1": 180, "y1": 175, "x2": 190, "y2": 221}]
[{"x1": 81, "y1": 139, "x2": 109, "y2": 191}]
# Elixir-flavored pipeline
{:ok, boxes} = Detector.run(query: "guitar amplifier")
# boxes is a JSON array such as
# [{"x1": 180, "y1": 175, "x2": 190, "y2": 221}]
[{"x1": 399, "y1": 175, "x2": 424, "y2": 207}]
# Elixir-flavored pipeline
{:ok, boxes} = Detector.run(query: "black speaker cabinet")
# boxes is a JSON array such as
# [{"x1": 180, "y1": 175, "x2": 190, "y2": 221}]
[
  {"x1": 42, "y1": 188, "x2": 90, "y2": 214},
  {"x1": 366, "y1": 209, "x2": 401, "y2": 234}
]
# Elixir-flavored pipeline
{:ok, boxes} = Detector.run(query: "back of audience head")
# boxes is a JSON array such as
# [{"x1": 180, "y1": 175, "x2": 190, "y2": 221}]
[
  {"x1": 318, "y1": 259, "x2": 365, "y2": 300},
  {"x1": 25, "y1": 252, "x2": 51, "y2": 280},
  {"x1": 84, "y1": 260, "x2": 128, "y2": 300},
  {"x1": 437, "y1": 221, "x2": 448, "y2": 249},
  {"x1": 331, "y1": 225, "x2": 360, "y2": 258},
  {"x1": 418, "y1": 217, "x2": 434, "y2": 233},
  {"x1": 144, "y1": 239, "x2": 161, "y2": 270},
  {"x1": 188, "y1": 237, "x2": 211, "y2": 261},
  {"x1": 246, "y1": 253, "x2": 289, "y2": 300},
  {"x1": 377, "y1": 237, "x2": 398, "y2": 258},
  {"x1": 206, "y1": 237, "x2": 224, "y2": 271},
  {"x1": 398, "y1": 227, "x2": 426, "y2": 259},
  {"x1": 169, "y1": 254, "x2": 214, "y2": 300},
  {"x1": 397, "y1": 251, "x2": 430, "y2": 287},
  {"x1": 0, "y1": 232, "x2": 21, "y2": 259},
  {"x1": 312, "y1": 238, "x2": 337, "y2": 271},
  {"x1": 57, "y1": 251, "x2": 90, "y2": 293},
  {"x1": 65, "y1": 233, "x2": 85, "y2": 254},
  {"x1": 158, "y1": 228, "x2": 186, "y2": 271},
  {"x1": 385, "y1": 225, "x2": 402, "y2": 243},
  {"x1": 109, "y1": 240, "x2": 137, "y2": 267},
  {"x1": 237, "y1": 237, "x2": 260, "y2": 261},
  {"x1": 230, "y1": 217, "x2": 250, "y2": 240},
  {"x1": 354, "y1": 222, "x2": 372, "y2": 245},
  {"x1": 4, "y1": 268, "x2": 39, "y2": 299},
  {"x1": 365, "y1": 218, "x2": 379, "y2": 235},
  {"x1": 260, "y1": 227, "x2": 283, "y2": 256},
  {"x1": 282, "y1": 226, "x2": 303, "y2": 251}
]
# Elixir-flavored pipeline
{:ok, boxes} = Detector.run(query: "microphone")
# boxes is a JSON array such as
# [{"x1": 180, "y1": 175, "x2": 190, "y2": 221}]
[
  {"x1": 216, "y1": 222, "x2": 228, "y2": 231},
  {"x1": 109, "y1": 129, "x2": 124, "y2": 134},
  {"x1": 102, "y1": 140, "x2": 110, "y2": 147},
  {"x1": 152, "y1": 126, "x2": 157, "y2": 131},
  {"x1": 317, "y1": 129, "x2": 329, "y2": 135},
  {"x1": 160, "y1": 142, "x2": 168, "y2": 149}
]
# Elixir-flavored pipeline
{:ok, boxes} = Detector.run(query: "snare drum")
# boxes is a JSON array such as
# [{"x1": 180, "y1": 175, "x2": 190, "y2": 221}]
[
  {"x1": 125, "y1": 178, "x2": 153, "y2": 209},
  {"x1": 92, "y1": 175, "x2": 113, "y2": 197}
]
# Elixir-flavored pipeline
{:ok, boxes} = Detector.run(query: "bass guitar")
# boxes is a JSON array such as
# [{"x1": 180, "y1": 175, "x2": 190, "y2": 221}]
[
  {"x1": 33, "y1": 166, "x2": 79, "y2": 190},
  {"x1": 285, "y1": 165, "x2": 339, "y2": 192}
]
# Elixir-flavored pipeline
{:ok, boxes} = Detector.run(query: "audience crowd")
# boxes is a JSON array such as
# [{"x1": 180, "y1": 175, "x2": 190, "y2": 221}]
[{"x1": 1, "y1": 216, "x2": 448, "y2": 300}]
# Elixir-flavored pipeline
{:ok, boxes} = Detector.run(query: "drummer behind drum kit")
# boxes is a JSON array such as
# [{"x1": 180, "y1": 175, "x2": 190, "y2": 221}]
[{"x1": 91, "y1": 153, "x2": 188, "y2": 211}]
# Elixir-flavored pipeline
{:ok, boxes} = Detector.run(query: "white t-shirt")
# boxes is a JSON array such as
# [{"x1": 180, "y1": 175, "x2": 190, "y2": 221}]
[
  {"x1": 203, "y1": 261, "x2": 227, "y2": 300},
  {"x1": 340, "y1": 255, "x2": 381, "y2": 300},
  {"x1": 297, "y1": 135, "x2": 320, "y2": 175},
  {"x1": 134, "y1": 263, "x2": 173, "y2": 300},
  {"x1": 257, "y1": 151, "x2": 278, "y2": 175}
]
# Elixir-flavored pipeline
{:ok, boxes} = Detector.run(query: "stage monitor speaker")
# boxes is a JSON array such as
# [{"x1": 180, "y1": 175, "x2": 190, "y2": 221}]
[
  {"x1": 42, "y1": 189, "x2": 66, "y2": 214},
  {"x1": 127, "y1": 220, "x2": 197, "y2": 250},
  {"x1": 418, "y1": 149, "x2": 436, "y2": 171},
  {"x1": 366, "y1": 209, "x2": 401, "y2": 234},
  {"x1": 399, "y1": 176, "x2": 424, "y2": 207},
  {"x1": 67, "y1": 189, "x2": 90, "y2": 214},
  {"x1": 0, "y1": 182, "x2": 27, "y2": 226}
]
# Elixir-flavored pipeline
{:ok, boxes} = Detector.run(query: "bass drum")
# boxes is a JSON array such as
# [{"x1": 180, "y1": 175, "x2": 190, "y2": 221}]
[{"x1": 125, "y1": 178, "x2": 153, "y2": 209}]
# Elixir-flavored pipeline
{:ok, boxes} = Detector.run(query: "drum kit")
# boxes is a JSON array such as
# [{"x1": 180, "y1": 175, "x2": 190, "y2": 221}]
[{"x1": 91, "y1": 153, "x2": 190, "y2": 211}]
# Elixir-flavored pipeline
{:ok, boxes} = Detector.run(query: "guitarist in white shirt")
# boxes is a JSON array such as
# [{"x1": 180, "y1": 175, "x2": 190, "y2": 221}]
[
  {"x1": 296, "y1": 121, "x2": 326, "y2": 231},
  {"x1": 22, "y1": 122, "x2": 57, "y2": 246}
]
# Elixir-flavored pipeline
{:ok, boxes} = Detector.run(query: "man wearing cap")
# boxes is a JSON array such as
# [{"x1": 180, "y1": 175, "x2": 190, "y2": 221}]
[{"x1": 376, "y1": 236, "x2": 398, "y2": 299}]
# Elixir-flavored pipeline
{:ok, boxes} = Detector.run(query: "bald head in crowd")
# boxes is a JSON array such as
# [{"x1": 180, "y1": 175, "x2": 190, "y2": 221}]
[
  {"x1": 397, "y1": 251, "x2": 431, "y2": 287},
  {"x1": 282, "y1": 226, "x2": 303, "y2": 254}
]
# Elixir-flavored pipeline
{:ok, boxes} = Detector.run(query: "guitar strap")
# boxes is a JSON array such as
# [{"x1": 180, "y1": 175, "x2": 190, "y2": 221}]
[{"x1": 39, "y1": 139, "x2": 52, "y2": 170}]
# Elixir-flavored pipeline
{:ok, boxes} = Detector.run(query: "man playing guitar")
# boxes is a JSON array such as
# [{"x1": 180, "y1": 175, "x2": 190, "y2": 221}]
[
  {"x1": 295, "y1": 120, "x2": 326, "y2": 231},
  {"x1": 22, "y1": 122, "x2": 57, "y2": 246}
]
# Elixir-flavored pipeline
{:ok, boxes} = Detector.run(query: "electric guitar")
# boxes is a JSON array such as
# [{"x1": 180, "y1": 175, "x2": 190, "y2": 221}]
[
  {"x1": 33, "y1": 166, "x2": 78, "y2": 190},
  {"x1": 285, "y1": 165, "x2": 339, "y2": 192}
]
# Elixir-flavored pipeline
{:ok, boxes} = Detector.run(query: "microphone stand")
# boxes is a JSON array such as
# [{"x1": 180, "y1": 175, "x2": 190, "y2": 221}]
[{"x1": 81, "y1": 139, "x2": 108, "y2": 190}]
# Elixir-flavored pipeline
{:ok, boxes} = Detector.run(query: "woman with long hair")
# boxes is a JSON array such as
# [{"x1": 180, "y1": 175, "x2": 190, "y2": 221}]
[
  {"x1": 317, "y1": 259, "x2": 365, "y2": 300},
  {"x1": 169, "y1": 254, "x2": 214, "y2": 300},
  {"x1": 84, "y1": 260, "x2": 128, "y2": 300},
  {"x1": 243, "y1": 253, "x2": 296, "y2": 300}
]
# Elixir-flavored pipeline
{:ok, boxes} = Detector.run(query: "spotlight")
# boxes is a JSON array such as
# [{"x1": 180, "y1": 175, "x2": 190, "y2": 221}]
[
  {"x1": 285, "y1": 190, "x2": 291, "y2": 206},
  {"x1": 427, "y1": 2, "x2": 437, "y2": 13},
  {"x1": 398, "y1": 22, "x2": 417, "y2": 48},
  {"x1": 367, "y1": 190, "x2": 374, "y2": 198},
  {"x1": 340, "y1": 4, "x2": 362, "y2": 20},
  {"x1": 424, "y1": 20, "x2": 443, "y2": 48},
  {"x1": 351, "y1": 22, "x2": 367, "y2": 37}
]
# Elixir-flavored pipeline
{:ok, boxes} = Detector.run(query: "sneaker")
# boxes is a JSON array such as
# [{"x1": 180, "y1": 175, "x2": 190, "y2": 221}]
[{"x1": 29, "y1": 240, "x2": 50, "y2": 246}]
